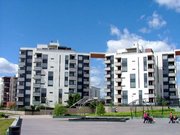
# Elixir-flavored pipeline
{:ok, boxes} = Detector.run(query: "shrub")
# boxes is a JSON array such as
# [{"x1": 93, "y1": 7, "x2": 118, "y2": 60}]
[
  {"x1": 53, "y1": 104, "x2": 67, "y2": 116},
  {"x1": 96, "y1": 102, "x2": 105, "y2": 116}
]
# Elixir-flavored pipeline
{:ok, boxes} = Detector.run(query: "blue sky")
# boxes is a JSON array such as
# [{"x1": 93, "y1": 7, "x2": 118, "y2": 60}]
[{"x1": 1, "y1": 0, "x2": 180, "y2": 91}]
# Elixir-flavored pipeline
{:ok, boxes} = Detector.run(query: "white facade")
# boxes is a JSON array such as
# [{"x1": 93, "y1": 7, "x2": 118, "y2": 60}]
[
  {"x1": 17, "y1": 42, "x2": 90, "y2": 108},
  {"x1": 105, "y1": 47, "x2": 178, "y2": 105}
]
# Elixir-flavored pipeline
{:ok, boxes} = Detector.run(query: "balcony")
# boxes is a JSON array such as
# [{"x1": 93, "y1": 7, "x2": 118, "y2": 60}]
[
  {"x1": 18, "y1": 78, "x2": 25, "y2": 81},
  {"x1": 16, "y1": 101, "x2": 24, "y2": 105},
  {"x1": 33, "y1": 83, "x2": 41, "y2": 88},
  {"x1": 17, "y1": 85, "x2": 24, "y2": 89},
  {"x1": 69, "y1": 68, "x2": 76, "y2": 72},
  {"x1": 83, "y1": 81, "x2": 89, "y2": 84},
  {"x1": 69, "y1": 76, "x2": 76, "y2": 80},
  {"x1": 70, "y1": 59, "x2": 76, "y2": 63},
  {"x1": 148, "y1": 60, "x2": 154, "y2": 64},
  {"x1": 115, "y1": 70, "x2": 121, "y2": 74},
  {"x1": 84, "y1": 88, "x2": 89, "y2": 92},
  {"x1": 84, "y1": 60, "x2": 89, "y2": 63},
  {"x1": 105, "y1": 60, "x2": 111, "y2": 64},
  {"x1": 33, "y1": 101, "x2": 40, "y2": 105},
  {"x1": 169, "y1": 80, "x2": 175, "y2": 84},
  {"x1": 26, "y1": 74, "x2": 32, "y2": 79},
  {"x1": 20, "y1": 54, "x2": 26, "y2": 58},
  {"x1": 115, "y1": 78, "x2": 121, "y2": 82},
  {"x1": 33, "y1": 92, "x2": 40, "y2": 97},
  {"x1": 84, "y1": 74, "x2": 89, "y2": 78},
  {"x1": 115, "y1": 94, "x2": 122, "y2": 98},
  {"x1": 148, "y1": 85, "x2": 154, "y2": 89},
  {"x1": 18, "y1": 70, "x2": 25, "y2": 74},
  {"x1": 105, "y1": 96, "x2": 112, "y2": 100},
  {"x1": 69, "y1": 85, "x2": 76, "y2": 89},
  {"x1": 106, "y1": 81, "x2": 111, "y2": 85},
  {"x1": 105, "y1": 67, "x2": 111, "y2": 71},
  {"x1": 115, "y1": 62, "x2": 121, "y2": 66},
  {"x1": 34, "y1": 67, "x2": 42, "y2": 71},
  {"x1": 168, "y1": 65, "x2": 175, "y2": 69},
  {"x1": 115, "y1": 86, "x2": 121, "y2": 90},
  {"x1": 105, "y1": 74, "x2": 111, "y2": 78},
  {"x1": 34, "y1": 58, "x2": 42, "y2": 63},
  {"x1": 170, "y1": 95, "x2": 177, "y2": 99},
  {"x1": 148, "y1": 94, "x2": 155, "y2": 98},
  {"x1": 169, "y1": 73, "x2": 175, "y2": 76},
  {"x1": 83, "y1": 67, "x2": 89, "y2": 70},
  {"x1": 148, "y1": 68, "x2": 154, "y2": 72},
  {"x1": 19, "y1": 62, "x2": 25, "y2": 67},
  {"x1": 104, "y1": 88, "x2": 111, "y2": 92},
  {"x1": 169, "y1": 88, "x2": 176, "y2": 91},
  {"x1": 168, "y1": 58, "x2": 175, "y2": 62},
  {"x1": 26, "y1": 82, "x2": 31, "y2": 86},
  {"x1": 148, "y1": 77, "x2": 154, "y2": 81},
  {"x1": 17, "y1": 93, "x2": 24, "y2": 97},
  {"x1": 34, "y1": 75, "x2": 41, "y2": 79}
]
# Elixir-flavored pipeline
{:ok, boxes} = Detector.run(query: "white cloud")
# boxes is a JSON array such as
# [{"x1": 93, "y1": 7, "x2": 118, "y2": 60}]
[
  {"x1": 0, "y1": 58, "x2": 18, "y2": 74},
  {"x1": 139, "y1": 27, "x2": 151, "y2": 34},
  {"x1": 107, "y1": 26, "x2": 175, "y2": 53},
  {"x1": 148, "y1": 12, "x2": 167, "y2": 29},
  {"x1": 110, "y1": 25, "x2": 121, "y2": 37},
  {"x1": 154, "y1": 0, "x2": 180, "y2": 12}
]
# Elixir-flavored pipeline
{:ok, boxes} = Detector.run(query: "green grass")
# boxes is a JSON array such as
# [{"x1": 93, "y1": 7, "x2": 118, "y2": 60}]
[
  {"x1": 86, "y1": 109, "x2": 180, "y2": 118},
  {"x1": 0, "y1": 119, "x2": 14, "y2": 135}
]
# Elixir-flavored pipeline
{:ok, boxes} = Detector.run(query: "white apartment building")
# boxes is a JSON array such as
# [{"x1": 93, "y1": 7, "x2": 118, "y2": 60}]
[
  {"x1": 89, "y1": 86, "x2": 100, "y2": 99},
  {"x1": 105, "y1": 46, "x2": 179, "y2": 106},
  {"x1": 17, "y1": 42, "x2": 90, "y2": 108}
]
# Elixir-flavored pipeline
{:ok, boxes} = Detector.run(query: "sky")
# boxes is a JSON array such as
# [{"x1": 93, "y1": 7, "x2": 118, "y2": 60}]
[{"x1": 1, "y1": 0, "x2": 180, "y2": 95}]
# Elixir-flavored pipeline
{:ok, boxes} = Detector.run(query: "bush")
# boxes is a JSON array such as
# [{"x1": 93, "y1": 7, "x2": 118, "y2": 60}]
[
  {"x1": 0, "y1": 112, "x2": 5, "y2": 118},
  {"x1": 53, "y1": 104, "x2": 67, "y2": 116},
  {"x1": 96, "y1": 102, "x2": 105, "y2": 116}
]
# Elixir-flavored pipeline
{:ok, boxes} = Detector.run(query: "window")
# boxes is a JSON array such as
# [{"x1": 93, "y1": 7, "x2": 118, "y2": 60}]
[
  {"x1": 122, "y1": 58, "x2": 127, "y2": 72},
  {"x1": 144, "y1": 73, "x2": 147, "y2": 88},
  {"x1": 48, "y1": 71, "x2": 53, "y2": 86},
  {"x1": 65, "y1": 55, "x2": 69, "y2": 70},
  {"x1": 130, "y1": 74, "x2": 136, "y2": 88},
  {"x1": 122, "y1": 91, "x2": 128, "y2": 104},
  {"x1": 139, "y1": 90, "x2": 142, "y2": 105},
  {"x1": 143, "y1": 57, "x2": 147, "y2": 71}
]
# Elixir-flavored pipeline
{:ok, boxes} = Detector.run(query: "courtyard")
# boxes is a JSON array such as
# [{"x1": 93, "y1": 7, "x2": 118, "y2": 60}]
[{"x1": 21, "y1": 115, "x2": 179, "y2": 135}]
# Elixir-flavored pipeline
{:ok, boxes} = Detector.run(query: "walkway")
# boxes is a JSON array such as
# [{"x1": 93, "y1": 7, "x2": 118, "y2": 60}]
[{"x1": 21, "y1": 116, "x2": 180, "y2": 135}]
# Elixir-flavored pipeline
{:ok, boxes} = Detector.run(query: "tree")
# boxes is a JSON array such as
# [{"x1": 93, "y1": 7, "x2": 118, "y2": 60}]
[
  {"x1": 53, "y1": 104, "x2": 67, "y2": 116},
  {"x1": 96, "y1": 102, "x2": 105, "y2": 116},
  {"x1": 67, "y1": 93, "x2": 81, "y2": 107}
]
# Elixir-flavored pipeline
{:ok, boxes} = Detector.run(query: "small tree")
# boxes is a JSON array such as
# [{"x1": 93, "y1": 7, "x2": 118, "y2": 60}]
[
  {"x1": 67, "y1": 93, "x2": 81, "y2": 107},
  {"x1": 53, "y1": 104, "x2": 67, "y2": 116},
  {"x1": 96, "y1": 102, "x2": 105, "y2": 116}
]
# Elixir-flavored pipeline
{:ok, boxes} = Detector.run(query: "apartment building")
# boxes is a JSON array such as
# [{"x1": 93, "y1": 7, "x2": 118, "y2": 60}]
[
  {"x1": 89, "y1": 86, "x2": 100, "y2": 99},
  {"x1": 0, "y1": 77, "x2": 17, "y2": 106},
  {"x1": 17, "y1": 42, "x2": 90, "y2": 108},
  {"x1": 105, "y1": 46, "x2": 179, "y2": 106}
]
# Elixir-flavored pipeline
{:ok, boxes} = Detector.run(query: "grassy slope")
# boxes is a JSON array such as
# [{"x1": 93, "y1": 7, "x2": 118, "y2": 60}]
[{"x1": 0, "y1": 119, "x2": 14, "y2": 135}]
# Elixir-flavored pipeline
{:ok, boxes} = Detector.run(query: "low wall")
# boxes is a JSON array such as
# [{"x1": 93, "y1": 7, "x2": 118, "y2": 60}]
[{"x1": 105, "y1": 106, "x2": 169, "y2": 113}]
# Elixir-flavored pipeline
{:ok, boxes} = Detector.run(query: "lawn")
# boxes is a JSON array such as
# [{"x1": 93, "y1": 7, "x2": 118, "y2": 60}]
[{"x1": 0, "y1": 119, "x2": 14, "y2": 135}]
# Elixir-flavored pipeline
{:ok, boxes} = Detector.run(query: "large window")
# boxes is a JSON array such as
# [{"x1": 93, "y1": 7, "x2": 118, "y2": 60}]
[
  {"x1": 122, "y1": 58, "x2": 127, "y2": 72},
  {"x1": 144, "y1": 73, "x2": 147, "y2": 88},
  {"x1": 130, "y1": 74, "x2": 136, "y2": 88},
  {"x1": 143, "y1": 57, "x2": 147, "y2": 71},
  {"x1": 48, "y1": 71, "x2": 53, "y2": 86},
  {"x1": 122, "y1": 91, "x2": 128, "y2": 104}
]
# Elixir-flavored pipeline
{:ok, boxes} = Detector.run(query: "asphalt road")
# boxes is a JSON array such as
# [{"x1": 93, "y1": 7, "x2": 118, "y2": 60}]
[{"x1": 21, "y1": 115, "x2": 180, "y2": 135}]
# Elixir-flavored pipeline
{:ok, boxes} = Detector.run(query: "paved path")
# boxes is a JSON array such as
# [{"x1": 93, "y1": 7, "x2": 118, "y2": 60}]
[{"x1": 21, "y1": 116, "x2": 180, "y2": 135}]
